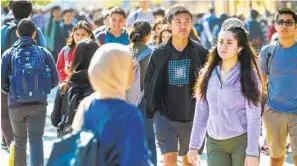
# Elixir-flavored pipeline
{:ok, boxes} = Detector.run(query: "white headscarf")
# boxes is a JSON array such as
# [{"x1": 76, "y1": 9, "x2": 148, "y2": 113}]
[{"x1": 88, "y1": 43, "x2": 134, "y2": 100}]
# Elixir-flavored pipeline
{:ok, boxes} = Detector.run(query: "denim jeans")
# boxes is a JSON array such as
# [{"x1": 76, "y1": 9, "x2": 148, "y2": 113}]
[
  {"x1": 137, "y1": 98, "x2": 157, "y2": 165},
  {"x1": 9, "y1": 104, "x2": 47, "y2": 166}
]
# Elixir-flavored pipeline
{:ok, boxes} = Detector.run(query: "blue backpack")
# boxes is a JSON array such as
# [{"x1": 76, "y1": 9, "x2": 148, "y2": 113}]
[
  {"x1": 9, "y1": 44, "x2": 52, "y2": 102},
  {"x1": 47, "y1": 97, "x2": 118, "y2": 166}
]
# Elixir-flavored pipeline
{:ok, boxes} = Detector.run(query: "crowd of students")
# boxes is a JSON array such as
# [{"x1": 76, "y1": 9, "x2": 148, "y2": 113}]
[{"x1": 1, "y1": 0, "x2": 297, "y2": 166}]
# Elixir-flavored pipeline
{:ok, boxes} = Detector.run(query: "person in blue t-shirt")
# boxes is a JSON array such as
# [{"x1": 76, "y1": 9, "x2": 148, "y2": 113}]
[
  {"x1": 95, "y1": 7, "x2": 129, "y2": 46},
  {"x1": 260, "y1": 8, "x2": 297, "y2": 166},
  {"x1": 72, "y1": 43, "x2": 152, "y2": 166},
  {"x1": 127, "y1": 0, "x2": 154, "y2": 29}
]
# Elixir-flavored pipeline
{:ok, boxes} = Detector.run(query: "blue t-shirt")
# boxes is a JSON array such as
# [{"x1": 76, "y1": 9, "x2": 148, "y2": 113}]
[
  {"x1": 127, "y1": 9, "x2": 153, "y2": 27},
  {"x1": 260, "y1": 42, "x2": 297, "y2": 113},
  {"x1": 95, "y1": 28, "x2": 129, "y2": 45}
]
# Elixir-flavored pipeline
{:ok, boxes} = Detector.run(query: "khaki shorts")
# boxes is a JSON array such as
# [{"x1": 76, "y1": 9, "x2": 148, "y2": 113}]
[{"x1": 262, "y1": 105, "x2": 297, "y2": 158}]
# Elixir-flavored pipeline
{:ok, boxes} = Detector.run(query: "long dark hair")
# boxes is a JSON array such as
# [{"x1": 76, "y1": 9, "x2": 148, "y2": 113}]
[
  {"x1": 62, "y1": 39, "x2": 99, "y2": 92},
  {"x1": 158, "y1": 26, "x2": 172, "y2": 44},
  {"x1": 129, "y1": 20, "x2": 152, "y2": 43},
  {"x1": 195, "y1": 26, "x2": 261, "y2": 106},
  {"x1": 66, "y1": 21, "x2": 95, "y2": 47},
  {"x1": 69, "y1": 39, "x2": 99, "y2": 74}
]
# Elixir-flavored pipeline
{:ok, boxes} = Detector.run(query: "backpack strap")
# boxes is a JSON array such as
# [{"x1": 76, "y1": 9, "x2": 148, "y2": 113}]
[
  {"x1": 34, "y1": 25, "x2": 41, "y2": 45},
  {"x1": 4, "y1": 23, "x2": 17, "y2": 51},
  {"x1": 63, "y1": 46, "x2": 71, "y2": 60},
  {"x1": 98, "y1": 32, "x2": 106, "y2": 45},
  {"x1": 135, "y1": 47, "x2": 153, "y2": 62},
  {"x1": 134, "y1": 11, "x2": 139, "y2": 21},
  {"x1": 266, "y1": 41, "x2": 278, "y2": 75}
]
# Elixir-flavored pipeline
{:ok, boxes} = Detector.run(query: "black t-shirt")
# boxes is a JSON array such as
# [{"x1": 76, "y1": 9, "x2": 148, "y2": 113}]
[{"x1": 162, "y1": 42, "x2": 196, "y2": 122}]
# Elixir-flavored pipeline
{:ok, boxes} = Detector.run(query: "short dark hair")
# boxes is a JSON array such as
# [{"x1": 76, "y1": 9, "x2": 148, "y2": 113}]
[
  {"x1": 275, "y1": 8, "x2": 297, "y2": 23},
  {"x1": 250, "y1": 10, "x2": 259, "y2": 20},
  {"x1": 167, "y1": 6, "x2": 192, "y2": 24},
  {"x1": 51, "y1": 5, "x2": 61, "y2": 12},
  {"x1": 209, "y1": 8, "x2": 215, "y2": 14},
  {"x1": 11, "y1": 0, "x2": 32, "y2": 20},
  {"x1": 103, "y1": 11, "x2": 110, "y2": 19},
  {"x1": 110, "y1": 7, "x2": 126, "y2": 19},
  {"x1": 153, "y1": 8, "x2": 165, "y2": 17},
  {"x1": 17, "y1": 18, "x2": 36, "y2": 37},
  {"x1": 62, "y1": 9, "x2": 72, "y2": 16},
  {"x1": 94, "y1": 18, "x2": 104, "y2": 27}
]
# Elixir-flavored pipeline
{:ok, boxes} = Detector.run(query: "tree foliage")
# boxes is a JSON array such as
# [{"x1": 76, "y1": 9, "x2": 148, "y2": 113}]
[{"x1": 1, "y1": 0, "x2": 52, "y2": 7}]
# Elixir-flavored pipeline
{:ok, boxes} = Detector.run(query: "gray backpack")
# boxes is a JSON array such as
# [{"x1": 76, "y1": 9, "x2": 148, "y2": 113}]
[{"x1": 126, "y1": 47, "x2": 153, "y2": 106}]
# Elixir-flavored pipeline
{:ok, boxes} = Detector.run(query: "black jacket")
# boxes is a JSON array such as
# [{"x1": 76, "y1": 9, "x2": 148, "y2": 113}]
[{"x1": 144, "y1": 38, "x2": 208, "y2": 119}]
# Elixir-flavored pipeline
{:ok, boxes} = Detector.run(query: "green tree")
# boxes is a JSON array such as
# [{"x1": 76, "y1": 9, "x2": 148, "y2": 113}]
[{"x1": 1, "y1": 0, "x2": 52, "y2": 7}]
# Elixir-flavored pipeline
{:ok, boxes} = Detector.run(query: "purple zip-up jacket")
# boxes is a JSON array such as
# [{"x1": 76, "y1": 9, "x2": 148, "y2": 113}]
[{"x1": 189, "y1": 63, "x2": 261, "y2": 156}]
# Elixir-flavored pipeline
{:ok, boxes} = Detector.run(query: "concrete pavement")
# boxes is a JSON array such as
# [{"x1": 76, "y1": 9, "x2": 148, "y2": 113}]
[{"x1": 0, "y1": 88, "x2": 295, "y2": 166}]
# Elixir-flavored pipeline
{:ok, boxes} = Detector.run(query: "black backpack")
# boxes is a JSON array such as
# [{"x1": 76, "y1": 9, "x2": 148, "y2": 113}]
[
  {"x1": 57, "y1": 83, "x2": 93, "y2": 137},
  {"x1": 3, "y1": 22, "x2": 41, "y2": 54}
]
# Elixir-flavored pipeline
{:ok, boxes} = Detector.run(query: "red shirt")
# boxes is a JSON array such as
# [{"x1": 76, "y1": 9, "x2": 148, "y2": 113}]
[
  {"x1": 56, "y1": 46, "x2": 75, "y2": 82},
  {"x1": 267, "y1": 25, "x2": 276, "y2": 42}
]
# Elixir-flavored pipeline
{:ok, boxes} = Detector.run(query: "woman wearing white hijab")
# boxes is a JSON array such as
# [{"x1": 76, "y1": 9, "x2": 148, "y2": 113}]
[{"x1": 72, "y1": 43, "x2": 152, "y2": 166}]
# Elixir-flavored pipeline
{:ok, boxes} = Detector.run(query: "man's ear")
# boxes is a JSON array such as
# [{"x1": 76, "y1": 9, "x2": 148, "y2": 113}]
[
  {"x1": 16, "y1": 31, "x2": 20, "y2": 38},
  {"x1": 32, "y1": 31, "x2": 37, "y2": 39},
  {"x1": 238, "y1": 47, "x2": 243, "y2": 53}
]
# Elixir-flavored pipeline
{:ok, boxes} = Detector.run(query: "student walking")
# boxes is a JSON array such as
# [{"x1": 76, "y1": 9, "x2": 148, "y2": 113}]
[
  {"x1": 56, "y1": 21, "x2": 95, "y2": 82},
  {"x1": 52, "y1": 39, "x2": 98, "y2": 137},
  {"x1": 1, "y1": 0, "x2": 46, "y2": 150},
  {"x1": 96, "y1": 7, "x2": 129, "y2": 46},
  {"x1": 72, "y1": 43, "x2": 152, "y2": 166},
  {"x1": 1, "y1": 18, "x2": 59, "y2": 166},
  {"x1": 187, "y1": 18, "x2": 262, "y2": 166},
  {"x1": 127, "y1": 20, "x2": 157, "y2": 165},
  {"x1": 144, "y1": 6, "x2": 209, "y2": 166},
  {"x1": 260, "y1": 8, "x2": 297, "y2": 166}
]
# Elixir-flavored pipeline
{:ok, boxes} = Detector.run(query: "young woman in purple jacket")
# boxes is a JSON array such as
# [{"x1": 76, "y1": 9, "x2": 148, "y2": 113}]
[{"x1": 187, "y1": 18, "x2": 262, "y2": 166}]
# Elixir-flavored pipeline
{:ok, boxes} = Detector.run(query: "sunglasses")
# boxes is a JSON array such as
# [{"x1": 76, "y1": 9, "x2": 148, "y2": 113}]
[{"x1": 276, "y1": 19, "x2": 295, "y2": 27}]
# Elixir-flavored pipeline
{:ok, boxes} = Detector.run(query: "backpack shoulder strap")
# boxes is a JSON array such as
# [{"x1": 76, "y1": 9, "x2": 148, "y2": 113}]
[
  {"x1": 266, "y1": 41, "x2": 278, "y2": 75},
  {"x1": 134, "y1": 11, "x2": 139, "y2": 21},
  {"x1": 63, "y1": 46, "x2": 71, "y2": 60},
  {"x1": 4, "y1": 23, "x2": 17, "y2": 51},
  {"x1": 135, "y1": 47, "x2": 153, "y2": 62},
  {"x1": 34, "y1": 25, "x2": 41, "y2": 45},
  {"x1": 98, "y1": 32, "x2": 106, "y2": 45}
]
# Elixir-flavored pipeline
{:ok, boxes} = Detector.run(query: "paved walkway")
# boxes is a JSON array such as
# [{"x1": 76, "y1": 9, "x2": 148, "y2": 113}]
[{"x1": 0, "y1": 89, "x2": 295, "y2": 166}]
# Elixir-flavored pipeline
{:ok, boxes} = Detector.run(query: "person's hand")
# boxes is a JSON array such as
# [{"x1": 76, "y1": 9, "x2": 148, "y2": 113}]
[
  {"x1": 244, "y1": 156, "x2": 259, "y2": 166},
  {"x1": 187, "y1": 149, "x2": 199, "y2": 166}
]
